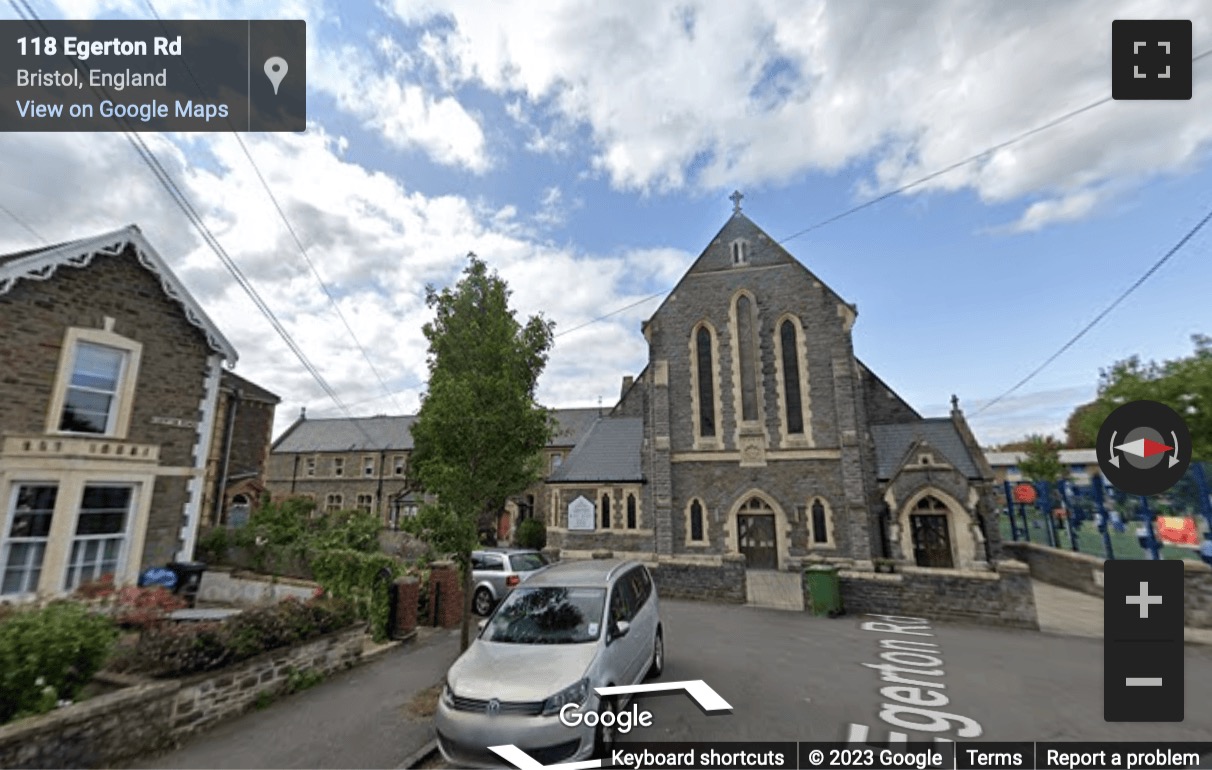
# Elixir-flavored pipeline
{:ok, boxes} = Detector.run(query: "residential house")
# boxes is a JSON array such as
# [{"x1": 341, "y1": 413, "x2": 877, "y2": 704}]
[
  {"x1": 0, "y1": 226, "x2": 238, "y2": 598},
  {"x1": 200, "y1": 370, "x2": 280, "y2": 528}
]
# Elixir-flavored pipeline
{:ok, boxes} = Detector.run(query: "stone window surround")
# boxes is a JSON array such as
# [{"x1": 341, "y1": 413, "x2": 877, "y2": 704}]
[
  {"x1": 729, "y1": 238, "x2": 749, "y2": 266},
  {"x1": 806, "y1": 496, "x2": 836, "y2": 548},
  {"x1": 771, "y1": 313, "x2": 814, "y2": 449},
  {"x1": 550, "y1": 452, "x2": 564, "y2": 474},
  {"x1": 45, "y1": 324, "x2": 143, "y2": 440},
  {"x1": 891, "y1": 486, "x2": 982, "y2": 571},
  {"x1": 728, "y1": 290, "x2": 769, "y2": 446},
  {"x1": 355, "y1": 493, "x2": 373, "y2": 512},
  {"x1": 333, "y1": 457, "x2": 344, "y2": 477},
  {"x1": 305, "y1": 456, "x2": 316, "y2": 477},
  {"x1": 0, "y1": 471, "x2": 154, "y2": 598},
  {"x1": 393, "y1": 455, "x2": 406, "y2": 476},
  {"x1": 325, "y1": 492, "x2": 343, "y2": 512},
  {"x1": 624, "y1": 491, "x2": 639, "y2": 530},
  {"x1": 688, "y1": 321, "x2": 723, "y2": 451},
  {"x1": 683, "y1": 497, "x2": 709, "y2": 547},
  {"x1": 549, "y1": 487, "x2": 648, "y2": 534},
  {"x1": 362, "y1": 456, "x2": 375, "y2": 477},
  {"x1": 723, "y1": 488, "x2": 791, "y2": 570}
]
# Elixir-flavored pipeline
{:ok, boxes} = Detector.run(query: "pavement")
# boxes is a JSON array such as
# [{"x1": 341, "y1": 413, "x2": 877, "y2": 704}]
[
  {"x1": 1033, "y1": 578, "x2": 1212, "y2": 645},
  {"x1": 122, "y1": 577, "x2": 1212, "y2": 770},
  {"x1": 124, "y1": 627, "x2": 461, "y2": 770}
]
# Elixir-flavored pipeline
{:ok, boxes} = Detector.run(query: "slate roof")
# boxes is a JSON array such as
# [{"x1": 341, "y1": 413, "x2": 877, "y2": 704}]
[
  {"x1": 221, "y1": 370, "x2": 281, "y2": 404},
  {"x1": 272, "y1": 407, "x2": 603, "y2": 454},
  {"x1": 549, "y1": 417, "x2": 644, "y2": 483},
  {"x1": 0, "y1": 226, "x2": 237, "y2": 360},
  {"x1": 871, "y1": 419, "x2": 982, "y2": 479}
]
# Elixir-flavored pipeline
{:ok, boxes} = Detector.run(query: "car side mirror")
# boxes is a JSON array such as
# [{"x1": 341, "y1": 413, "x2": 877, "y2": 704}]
[{"x1": 610, "y1": 620, "x2": 630, "y2": 641}]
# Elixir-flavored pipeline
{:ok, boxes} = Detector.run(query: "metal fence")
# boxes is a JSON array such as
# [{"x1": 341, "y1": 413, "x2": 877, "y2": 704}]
[{"x1": 1000, "y1": 462, "x2": 1212, "y2": 562}]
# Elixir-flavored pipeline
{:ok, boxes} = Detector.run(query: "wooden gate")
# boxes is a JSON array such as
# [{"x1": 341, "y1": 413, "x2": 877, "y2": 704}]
[
  {"x1": 738, "y1": 514, "x2": 777, "y2": 570},
  {"x1": 911, "y1": 513, "x2": 953, "y2": 568}
]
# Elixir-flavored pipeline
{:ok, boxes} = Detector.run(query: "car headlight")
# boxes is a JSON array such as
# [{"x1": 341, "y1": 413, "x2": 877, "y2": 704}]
[
  {"x1": 442, "y1": 679, "x2": 455, "y2": 708},
  {"x1": 541, "y1": 678, "x2": 590, "y2": 716}
]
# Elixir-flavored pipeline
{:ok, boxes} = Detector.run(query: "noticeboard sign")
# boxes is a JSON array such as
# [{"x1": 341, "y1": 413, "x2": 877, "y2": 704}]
[{"x1": 568, "y1": 495, "x2": 595, "y2": 531}]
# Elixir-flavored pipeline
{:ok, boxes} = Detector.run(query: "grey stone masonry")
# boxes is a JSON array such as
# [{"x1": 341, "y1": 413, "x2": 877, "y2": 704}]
[
  {"x1": 834, "y1": 560, "x2": 1038, "y2": 629},
  {"x1": 0, "y1": 625, "x2": 367, "y2": 769}
]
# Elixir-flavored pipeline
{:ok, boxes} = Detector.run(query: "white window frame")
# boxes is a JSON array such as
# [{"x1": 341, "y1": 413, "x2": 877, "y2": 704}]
[
  {"x1": 550, "y1": 453, "x2": 563, "y2": 473},
  {"x1": 62, "y1": 483, "x2": 137, "y2": 592},
  {"x1": 305, "y1": 456, "x2": 316, "y2": 477},
  {"x1": 393, "y1": 455, "x2": 406, "y2": 476},
  {"x1": 326, "y1": 493, "x2": 343, "y2": 513},
  {"x1": 333, "y1": 457, "x2": 345, "y2": 477},
  {"x1": 0, "y1": 483, "x2": 59, "y2": 597},
  {"x1": 356, "y1": 493, "x2": 373, "y2": 512},
  {"x1": 46, "y1": 328, "x2": 143, "y2": 439},
  {"x1": 363, "y1": 456, "x2": 375, "y2": 477}
]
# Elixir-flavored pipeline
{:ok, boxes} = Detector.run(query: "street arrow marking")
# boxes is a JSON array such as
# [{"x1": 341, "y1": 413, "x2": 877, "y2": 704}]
[
  {"x1": 488, "y1": 680, "x2": 731, "y2": 769},
  {"x1": 1114, "y1": 437, "x2": 1173, "y2": 459},
  {"x1": 595, "y1": 679, "x2": 732, "y2": 711}
]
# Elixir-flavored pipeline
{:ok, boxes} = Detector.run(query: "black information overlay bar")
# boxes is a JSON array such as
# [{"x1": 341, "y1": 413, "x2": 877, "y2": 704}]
[
  {"x1": 0, "y1": 20, "x2": 305, "y2": 131},
  {"x1": 601, "y1": 743, "x2": 1212, "y2": 769}
]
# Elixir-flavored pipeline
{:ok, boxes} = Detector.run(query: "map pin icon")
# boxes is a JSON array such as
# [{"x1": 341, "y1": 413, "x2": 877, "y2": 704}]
[{"x1": 264, "y1": 57, "x2": 288, "y2": 95}]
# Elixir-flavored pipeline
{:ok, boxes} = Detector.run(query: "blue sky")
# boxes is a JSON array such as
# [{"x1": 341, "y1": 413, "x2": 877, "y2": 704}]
[{"x1": 1, "y1": 0, "x2": 1211, "y2": 446}]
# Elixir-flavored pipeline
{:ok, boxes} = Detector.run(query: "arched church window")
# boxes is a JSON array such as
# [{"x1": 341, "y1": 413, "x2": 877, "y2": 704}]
[
  {"x1": 695, "y1": 326, "x2": 716, "y2": 437},
  {"x1": 811, "y1": 499, "x2": 828, "y2": 544},
  {"x1": 690, "y1": 500, "x2": 704, "y2": 541},
  {"x1": 916, "y1": 496, "x2": 948, "y2": 511},
  {"x1": 626, "y1": 494, "x2": 637, "y2": 529},
  {"x1": 780, "y1": 319, "x2": 804, "y2": 434},
  {"x1": 601, "y1": 493, "x2": 611, "y2": 528},
  {"x1": 736, "y1": 295, "x2": 758, "y2": 421}
]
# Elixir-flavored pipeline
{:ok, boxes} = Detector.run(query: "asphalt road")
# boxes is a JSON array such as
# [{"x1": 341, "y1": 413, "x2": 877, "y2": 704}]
[{"x1": 618, "y1": 601, "x2": 1212, "y2": 744}]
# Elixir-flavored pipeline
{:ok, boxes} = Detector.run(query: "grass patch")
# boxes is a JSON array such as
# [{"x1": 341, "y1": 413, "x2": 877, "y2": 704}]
[{"x1": 404, "y1": 682, "x2": 443, "y2": 720}]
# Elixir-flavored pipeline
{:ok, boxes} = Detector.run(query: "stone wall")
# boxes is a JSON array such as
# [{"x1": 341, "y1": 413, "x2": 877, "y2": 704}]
[
  {"x1": 835, "y1": 560, "x2": 1037, "y2": 629},
  {"x1": 196, "y1": 567, "x2": 317, "y2": 605},
  {"x1": 0, "y1": 626, "x2": 366, "y2": 769},
  {"x1": 1003, "y1": 541, "x2": 1212, "y2": 629},
  {"x1": 649, "y1": 553, "x2": 747, "y2": 603}
]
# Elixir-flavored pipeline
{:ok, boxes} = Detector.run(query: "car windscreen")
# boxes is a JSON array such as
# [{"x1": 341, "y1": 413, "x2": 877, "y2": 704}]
[
  {"x1": 509, "y1": 553, "x2": 548, "y2": 572},
  {"x1": 482, "y1": 587, "x2": 605, "y2": 644}
]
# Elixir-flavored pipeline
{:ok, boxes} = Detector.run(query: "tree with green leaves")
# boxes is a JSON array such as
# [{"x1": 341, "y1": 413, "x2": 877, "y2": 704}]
[
  {"x1": 1077, "y1": 335, "x2": 1212, "y2": 461},
  {"x1": 1063, "y1": 401, "x2": 1100, "y2": 448},
  {"x1": 1019, "y1": 434, "x2": 1066, "y2": 483},
  {"x1": 405, "y1": 254, "x2": 554, "y2": 650}
]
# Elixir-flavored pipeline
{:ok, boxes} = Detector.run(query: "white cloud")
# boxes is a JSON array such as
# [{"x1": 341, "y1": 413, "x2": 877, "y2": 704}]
[
  {"x1": 312, "y1": 43, "x2": 489, "y2": 172},
  {"x1": 1004, "y1": 189, "x2": 1104, "y2": 233},
  {"x1": 384, "y1": 0, "x2": 1212, "y2": 219},
  {"x1": 0, "y1": 126, "x2": 685, "y2": 436}
]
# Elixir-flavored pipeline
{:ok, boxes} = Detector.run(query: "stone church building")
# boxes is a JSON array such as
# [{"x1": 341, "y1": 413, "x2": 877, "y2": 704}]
[{"x1": 544, "y1": 197, "x2": 1004, "y2": 579}]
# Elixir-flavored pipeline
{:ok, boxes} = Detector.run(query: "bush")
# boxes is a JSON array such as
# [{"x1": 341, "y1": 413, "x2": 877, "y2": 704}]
[
  {"x1": 196, "y1": 527, "x2": 231, "y2": 564},
  {"x1": 0, "y1": 602, "x2": 118, "y2": 724},
  {"x1": 73, "y1": 575, "x2": 188, "y2": 629},
  {"x1": 311, "y1": 550, "x2": 399, "y2": 642},
  {"x1": 109, "y1": 597, "x2": 358, "y2": 678},
  {"x1": 515, "y1": 518, "x2": 547, "y2": 550}
]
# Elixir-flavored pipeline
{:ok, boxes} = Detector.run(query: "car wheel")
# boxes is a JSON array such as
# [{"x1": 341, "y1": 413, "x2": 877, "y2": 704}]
[
  {"x1": 646, "y1": 627, "x2": 664, "y2": 679},
  {"x1": 473, "y1": 587, "x2": 494, "y2": 616},
  {"x1": 593, "y1": 697, "x2": 616, "y2": 757}
]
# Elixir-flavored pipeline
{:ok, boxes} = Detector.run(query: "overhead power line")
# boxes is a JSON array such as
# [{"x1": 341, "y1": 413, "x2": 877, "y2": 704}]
[
  {"x1": 11, "y1": 0, "x2": 384, "y2": 449},
  {"x1": 142, "y1": 0, "x2": 407, "y2": 415},
  {"x1": 0, "y1": 202, "x2": 46, "y2": 243},
  {"x1": 973, "y1": 199, "x2": 1212, "y2": 416}
]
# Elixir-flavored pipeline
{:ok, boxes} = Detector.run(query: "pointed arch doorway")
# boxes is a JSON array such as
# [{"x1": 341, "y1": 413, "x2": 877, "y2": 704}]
[{"x1": 735, "y1": 495, "x2": 779, "y2": 570}]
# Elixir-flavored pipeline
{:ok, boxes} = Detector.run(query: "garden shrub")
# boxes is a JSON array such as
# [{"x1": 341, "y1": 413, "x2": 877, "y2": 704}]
[
  {"x1": 0, "y1": 602, "x2": 118, "y2": 724},
  {"x1": 195, "y1": 526, "x2": 231, "y2": 564},
  {"x1": 515, "y1": 518, "x2": 547, "y2": 550},
  {"x1": 108, "y1": 596, "x2": 358, "y2": 678},
  {"x1": 73, "y1": 575, "x2": 188, "y2": 628},
  {"x1": 311, "y1": 550, "x2": 399, "y2": 642}
]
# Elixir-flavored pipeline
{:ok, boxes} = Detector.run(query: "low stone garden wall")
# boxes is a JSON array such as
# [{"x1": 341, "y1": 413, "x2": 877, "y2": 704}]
[
  {"x1": 1003, "y1": 541, "x2": 1212, "y2": 628},
  {"x1": 834, "y1": 560, "x2": 1038, "y2": 629},
  {"x1": 197, "y1": 567, "x2": 317, "y2": 605},
  {"x1": 543, "y1": 549, "x2": 748, "y2": 604},
  {"x1": 0, "y1": 625, "x2": 366, "y2": 769}
]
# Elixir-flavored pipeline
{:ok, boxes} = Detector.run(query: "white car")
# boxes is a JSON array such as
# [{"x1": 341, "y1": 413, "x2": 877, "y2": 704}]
[{"x1": 436, "y1": 559, "x2": 663, "y2": 767}]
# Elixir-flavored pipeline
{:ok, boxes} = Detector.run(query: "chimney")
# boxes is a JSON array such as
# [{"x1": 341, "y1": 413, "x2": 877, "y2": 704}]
[{"x1": 621, "y1": 376, "x2": 634, "y2": 399}]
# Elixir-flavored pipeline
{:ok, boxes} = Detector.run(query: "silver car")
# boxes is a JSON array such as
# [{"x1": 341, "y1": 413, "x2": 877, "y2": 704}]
[
  {"x1": 436, "y1": 559, "x2": 663, "y2": 767},
  {"x1": 471, "y1": 548, "x2": 550, "y2": 616}
]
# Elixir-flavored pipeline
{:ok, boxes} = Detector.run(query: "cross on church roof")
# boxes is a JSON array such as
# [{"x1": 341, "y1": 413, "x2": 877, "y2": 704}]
[{"x1": 730, "y1": 190, "x2": 743, "y2": 213}]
